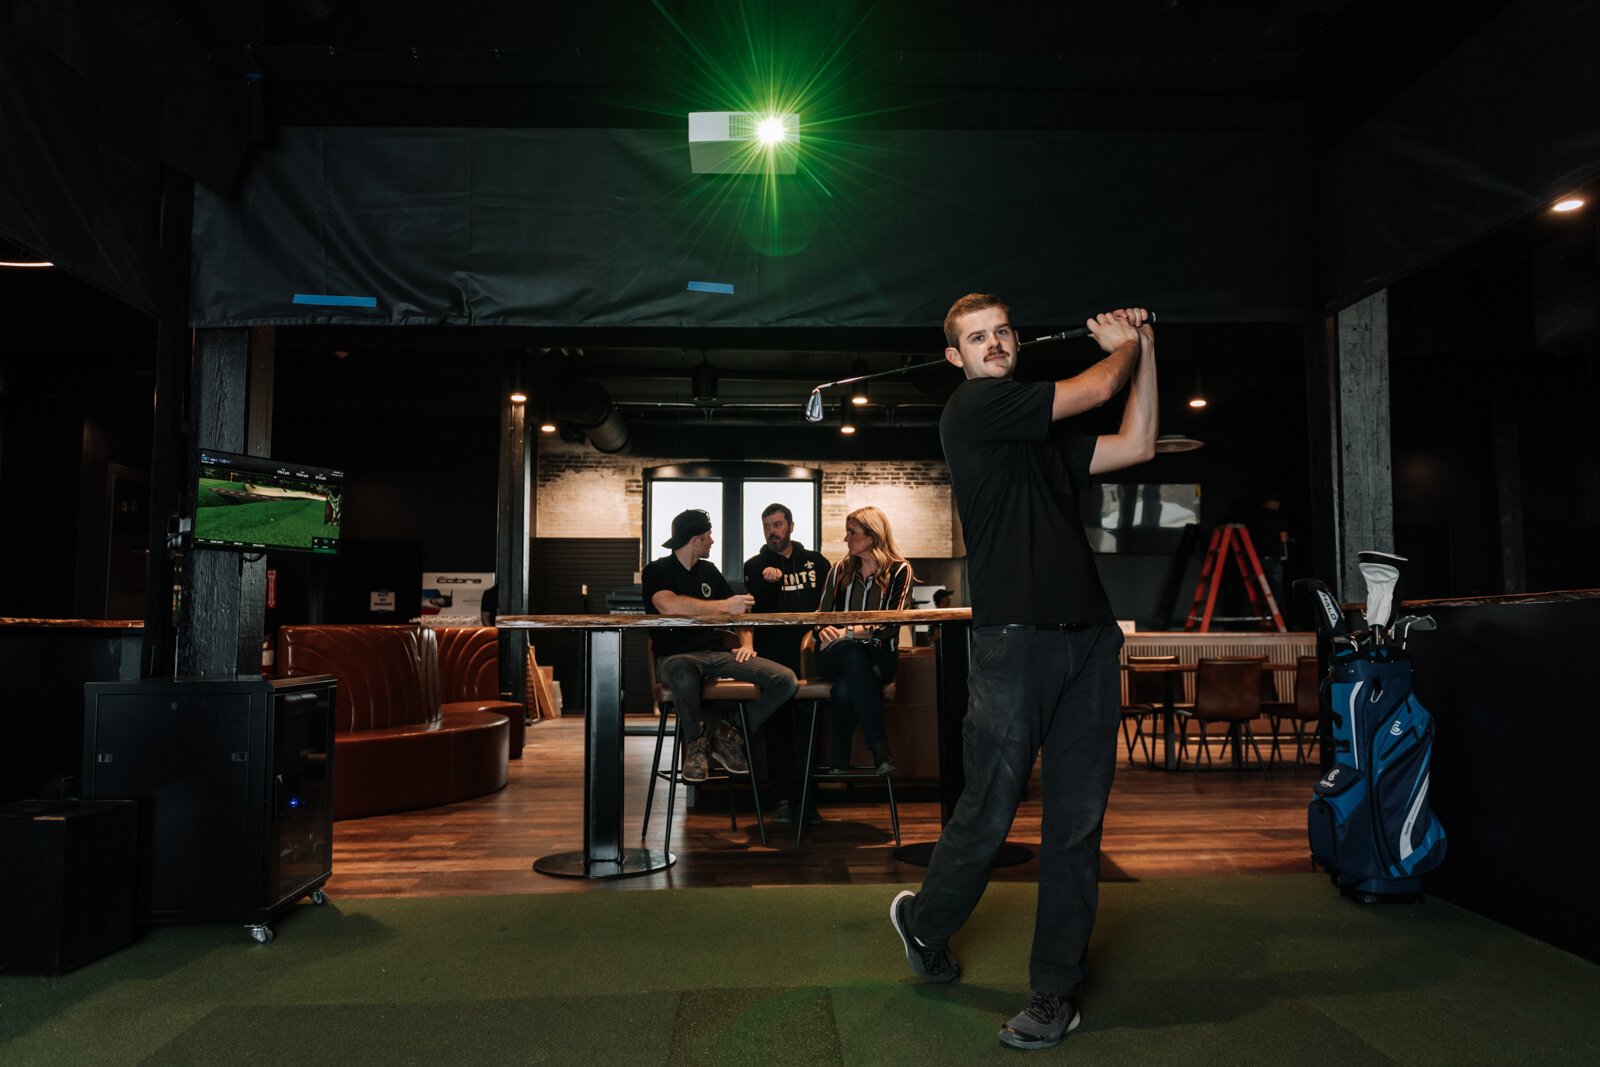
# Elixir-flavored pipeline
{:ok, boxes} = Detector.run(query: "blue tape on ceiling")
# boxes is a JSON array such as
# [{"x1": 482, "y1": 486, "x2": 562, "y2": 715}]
[
  {"x1": 292, "y1": 293, "x2": 379, "y2": 308},
  {"x1": 686, "y1": 281, "x2": 735, "y2": 295}
]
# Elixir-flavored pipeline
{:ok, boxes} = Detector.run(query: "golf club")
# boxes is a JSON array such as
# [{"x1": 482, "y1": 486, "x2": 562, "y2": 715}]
[{"x1": 801, "y1": 311, "x2": 1159, "y2": 422}]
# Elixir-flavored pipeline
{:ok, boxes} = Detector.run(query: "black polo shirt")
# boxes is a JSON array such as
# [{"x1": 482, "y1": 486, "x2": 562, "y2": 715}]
[
  {"x1": 940, "y1": 376, "x2": 1113, "y2": 628},
  {"x1": 641, "y1": 554, "x2": 734, "y2": 657}
]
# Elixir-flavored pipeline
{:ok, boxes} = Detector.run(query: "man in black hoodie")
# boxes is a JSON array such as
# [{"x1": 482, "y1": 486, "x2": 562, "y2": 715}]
[{"x1": 743, "y1": 502, "x2": 831, "y2": 825}]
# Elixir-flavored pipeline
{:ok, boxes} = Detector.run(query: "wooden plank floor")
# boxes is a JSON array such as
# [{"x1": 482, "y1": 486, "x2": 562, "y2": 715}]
[{"x1": 326, "y1": 718, "x2": 1321, "y2": 898}]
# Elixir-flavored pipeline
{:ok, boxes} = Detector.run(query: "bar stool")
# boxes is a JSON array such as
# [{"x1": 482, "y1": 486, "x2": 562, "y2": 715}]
[
  {"x1": 640, "y1": 647, "x2": 766, "y2": 856},
  {"x1": 793, "y1": 667, "x2": 899, "y2": 848}
]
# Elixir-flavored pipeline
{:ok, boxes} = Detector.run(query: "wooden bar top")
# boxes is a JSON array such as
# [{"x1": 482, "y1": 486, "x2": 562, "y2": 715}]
[
  {"x1": 0, "y1": 617, "x2": 144, "y2": 631},
  {"x1": 497, "y1": 608, "x2": 973, "y2": 630}
]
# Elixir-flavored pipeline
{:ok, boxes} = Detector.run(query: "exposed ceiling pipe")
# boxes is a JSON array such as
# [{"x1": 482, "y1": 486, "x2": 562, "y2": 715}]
[{"x1": 544, "y1": 377, "x2": 631, "y2": 453}]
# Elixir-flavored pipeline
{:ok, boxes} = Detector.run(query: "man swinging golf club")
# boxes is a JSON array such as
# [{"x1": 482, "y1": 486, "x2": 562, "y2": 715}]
[{"x1": 889, "y1": 294, "x2": 1157, "y2": 1050}]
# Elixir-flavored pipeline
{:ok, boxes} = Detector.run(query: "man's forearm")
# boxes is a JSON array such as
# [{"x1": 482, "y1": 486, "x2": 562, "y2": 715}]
[
  {"x1": 1053, "y1": 339, "x2": 1140, "y2": 421},
  {"x1": 1117, "y1": 343, "x2": 1158, "y2": 446},
  {"x1": 655, "y1": 592, "x2": 724, "y2": 615}
]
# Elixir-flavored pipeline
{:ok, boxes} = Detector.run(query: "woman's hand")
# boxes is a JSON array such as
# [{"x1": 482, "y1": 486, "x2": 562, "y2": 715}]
[{"x1": 817, "y1": 625, "x2": 847, "y2": 649}]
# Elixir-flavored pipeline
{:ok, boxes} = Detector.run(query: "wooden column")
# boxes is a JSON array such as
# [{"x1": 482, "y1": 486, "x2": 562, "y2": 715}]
[
  {"x1": 496, "y1": 354, "x2": 532, "y2": 711},
  {"x1": 178, "y1": 327, "x2": 274, "y2": 677},
  {"x1": 1332, "y1": 289, "x2": 1395, "y2": 600}
]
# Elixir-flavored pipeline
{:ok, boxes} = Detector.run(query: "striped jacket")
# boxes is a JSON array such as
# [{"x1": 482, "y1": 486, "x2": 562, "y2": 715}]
[{"x1": 814, "y1": 559, "x2": 913, "y2": 648}]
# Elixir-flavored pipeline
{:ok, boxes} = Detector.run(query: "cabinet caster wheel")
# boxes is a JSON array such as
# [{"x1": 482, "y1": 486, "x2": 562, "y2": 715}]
[
  {"x1": 310, "y1": 889, "x2": 328, "y2": 905},
  {"x1": 247, "y1": 924, "x2": 274, "y2": 944}
]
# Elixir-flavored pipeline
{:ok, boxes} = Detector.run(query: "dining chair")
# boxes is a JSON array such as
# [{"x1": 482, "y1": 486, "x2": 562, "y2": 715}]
[
  {"x1": 1260, "y1": 663, "x2": 1295, "y2": 769},
  {"x1": 1122, "y1": 655, "x2": 1178, "y2": 767},
  {"x1": 1289, "y1": 655, "x2": 1323, "y2": 765},
  {"x1": 1184, "y1": 657, "x2": 1268, "y2": 772}
]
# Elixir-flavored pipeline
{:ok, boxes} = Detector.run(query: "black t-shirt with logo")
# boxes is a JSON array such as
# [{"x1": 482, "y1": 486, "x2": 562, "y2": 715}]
[
  {"x1": 742, "y1": 540, "x2": 830, "y2": 667},
  {"x1": 641, "y1": 554, "x2": 735, "y2": 657},
  {"x1": 939, "y1": 376, "x2": 1113, "y2": 628}
]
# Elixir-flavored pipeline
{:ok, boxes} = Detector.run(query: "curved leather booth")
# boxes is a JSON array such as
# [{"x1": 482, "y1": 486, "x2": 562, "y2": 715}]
[
  {"x1": 278, "y1": 624, "x2": 517, "y2": 820},
  {"x1": 436, "y1": 625, "x2": 525, "y2": 756}
]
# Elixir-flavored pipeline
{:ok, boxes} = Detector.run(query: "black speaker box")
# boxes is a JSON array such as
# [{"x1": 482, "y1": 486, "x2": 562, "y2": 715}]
[{"x1": 0, "y1": 799, "x2": 138, "y2": 975}]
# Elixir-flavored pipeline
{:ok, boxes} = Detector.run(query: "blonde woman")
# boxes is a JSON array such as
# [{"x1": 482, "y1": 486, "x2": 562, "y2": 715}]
[{"x1": 814, "y1": 506, "x2": 913, "y2": 775}]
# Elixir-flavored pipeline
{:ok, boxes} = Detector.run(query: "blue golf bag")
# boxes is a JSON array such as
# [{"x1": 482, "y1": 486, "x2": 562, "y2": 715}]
[{"x1": 1308, "y1": 647, "x2": 1447, "y2": 902}]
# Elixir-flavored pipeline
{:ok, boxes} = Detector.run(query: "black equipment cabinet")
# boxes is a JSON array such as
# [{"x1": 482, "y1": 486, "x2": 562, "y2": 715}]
[{"x1": 82, "y1": 675, "x2": 337, "y2": 942}]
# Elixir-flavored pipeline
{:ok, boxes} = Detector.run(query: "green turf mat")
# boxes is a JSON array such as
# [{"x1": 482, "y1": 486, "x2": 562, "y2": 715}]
[{"x1": 2, "y1": 875, "x2": 1595, "y2": 1066}]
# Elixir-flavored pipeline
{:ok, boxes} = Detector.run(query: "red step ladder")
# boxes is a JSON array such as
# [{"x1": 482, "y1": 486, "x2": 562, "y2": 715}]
[{"x1": 1183, "y1": 524, "x2": 1286, "y2": 632}]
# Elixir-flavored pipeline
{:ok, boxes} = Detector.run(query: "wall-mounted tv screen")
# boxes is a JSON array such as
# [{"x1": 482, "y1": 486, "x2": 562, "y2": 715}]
[
  {"x1": 1082, "y1": 483, "x2": 1200, "y2": 553},
  {"x1": 194, "y1": 450, "x2": 344, "y2": 554}
]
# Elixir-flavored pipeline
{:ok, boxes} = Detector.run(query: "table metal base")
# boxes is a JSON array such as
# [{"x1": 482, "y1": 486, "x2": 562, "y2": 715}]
[
  {"x1": 891, "y1": 841, "x2": 1033, "y2": 868},
  {"x1": 533, "y1": 848, "x2": 675, "y2": 879}
]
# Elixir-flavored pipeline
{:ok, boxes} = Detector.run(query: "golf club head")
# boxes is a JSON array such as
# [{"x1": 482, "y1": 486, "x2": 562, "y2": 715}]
[
  {"x1": 803, "y1": 389, "x2": 824, "y2": 423},
  {"x1": 1391, "y1": 614, "x2": 1436, "y2": 650},
  {"x1": 1295, "y1": 578, "x2": 1350, "y2": 637}
]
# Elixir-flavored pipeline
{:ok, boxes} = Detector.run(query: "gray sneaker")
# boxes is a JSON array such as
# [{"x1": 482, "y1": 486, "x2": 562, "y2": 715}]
[
  {"x1": 681, "y1": 733, "x2": 710, "y2": 783},
  {"x1": 889, "y1": 890, "x2": 959, "y2": 983},
  {"x1": 711, "y1": 721, "x2": 749, "y2": 774},
  {"x1": 997, "y1": 992, "x2": 1080, "y2": 1050}
]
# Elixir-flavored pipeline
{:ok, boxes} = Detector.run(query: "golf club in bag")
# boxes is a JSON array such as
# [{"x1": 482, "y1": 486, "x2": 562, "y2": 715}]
[{"x1": 1294, "y1": 557, "x2": 1446, "y2": 904}]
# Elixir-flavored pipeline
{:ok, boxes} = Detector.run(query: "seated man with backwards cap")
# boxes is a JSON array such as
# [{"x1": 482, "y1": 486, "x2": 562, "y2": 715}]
[{"x1": 642, "y1": 509, "x2": 799, "y2": 783}]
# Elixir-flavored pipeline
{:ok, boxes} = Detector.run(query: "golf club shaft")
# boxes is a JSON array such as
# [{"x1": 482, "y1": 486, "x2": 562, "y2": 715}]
[
  {"x1": 803, "y1": 309, "x2": 1158, "y2": 421},
  {"x1": 814, "y1": 310, "x2": 1160, "y2": 391}
]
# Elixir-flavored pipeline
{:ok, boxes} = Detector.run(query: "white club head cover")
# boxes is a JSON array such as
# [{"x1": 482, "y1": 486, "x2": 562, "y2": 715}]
[{"x1": 1358, "y1": 551, "x2": 1407, "y2": 631}]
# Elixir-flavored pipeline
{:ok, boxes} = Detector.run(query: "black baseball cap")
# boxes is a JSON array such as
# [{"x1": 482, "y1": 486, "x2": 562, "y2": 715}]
[{"x1": 662, "y1": 509, "x2": 712, "y2": 549}]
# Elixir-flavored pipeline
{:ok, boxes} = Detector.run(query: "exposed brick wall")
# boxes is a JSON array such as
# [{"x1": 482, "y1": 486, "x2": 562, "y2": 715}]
[{"x1": 535, "y1": 440, "x2": 958, "y2": 564}]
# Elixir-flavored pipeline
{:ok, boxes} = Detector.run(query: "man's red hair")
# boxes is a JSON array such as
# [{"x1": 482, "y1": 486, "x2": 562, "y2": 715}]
[{"x1": 943, "y1": 293, "x2": 1010, "y2": 348}]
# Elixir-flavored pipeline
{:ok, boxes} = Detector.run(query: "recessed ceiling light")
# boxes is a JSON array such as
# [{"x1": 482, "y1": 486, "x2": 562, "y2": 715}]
[
  {"x1": 1188, "y1": 398, "x2": 1208, "y2": 409},
  {"x1": 1553, "y1": 197, "x2": 1585, "y2": 213}
]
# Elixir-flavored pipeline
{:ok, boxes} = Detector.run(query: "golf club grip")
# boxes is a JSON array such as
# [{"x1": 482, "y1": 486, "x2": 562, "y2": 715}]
[{"x1": 1030, "y1": 310, "x2": 1158, "y2": 345}]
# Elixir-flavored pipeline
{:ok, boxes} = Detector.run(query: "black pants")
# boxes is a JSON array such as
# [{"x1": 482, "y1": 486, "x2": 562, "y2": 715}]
[
  {"x1": 908, "y1": 623, "x2": 1122, "y2": 997},
  {"x1": 816, "y1": 639, "x2": 899, "y2": 765}
]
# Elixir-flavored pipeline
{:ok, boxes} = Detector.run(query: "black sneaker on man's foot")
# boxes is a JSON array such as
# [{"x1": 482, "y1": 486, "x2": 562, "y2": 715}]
[
  {"x1": 889, "y1": 890, "x2": 959, "y2": 983},
  {"x1": 997, "y1": 992, "x2": 1080, "y2": 1050}
]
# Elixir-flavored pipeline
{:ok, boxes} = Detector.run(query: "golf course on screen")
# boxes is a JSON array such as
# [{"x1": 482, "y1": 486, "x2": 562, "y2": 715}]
[{"x1": 196, "y1": 476, "x2": 339, "y2": 550}]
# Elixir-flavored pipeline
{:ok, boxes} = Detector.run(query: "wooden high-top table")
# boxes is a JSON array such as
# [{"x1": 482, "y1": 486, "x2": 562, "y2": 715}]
[{"x1": 498, "y1": 608, "x2": 971, "y2": 879}]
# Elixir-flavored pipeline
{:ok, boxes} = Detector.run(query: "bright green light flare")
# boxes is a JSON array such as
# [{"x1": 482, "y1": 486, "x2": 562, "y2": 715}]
[
  {"x1": 653, "y1": 1, "x2": 890, "y2": 258},
  {"x1": 756, "y1": 116, "x2": 789, "y2": 144}
]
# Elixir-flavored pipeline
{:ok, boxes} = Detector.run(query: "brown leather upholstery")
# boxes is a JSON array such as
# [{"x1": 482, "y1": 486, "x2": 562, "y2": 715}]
[
  {"x1": 280, "y1": 624, "x2": 440, "y2": 732},
  {"x1": 1293, "y1": 656, "x2": 1320, "y2": 721},
  {"x1": 278, "y1": 624, "x2": 514, "y2": 819},
  {"x1": 1192, "y1": 657, "x2": 1267, "y2": 722},
  {"x1": 436, "y1": 626, "x2": 525, "y2": 756},
  {"x1": 1187, "y1": 657, "x2": 1268, "y2": 768}
]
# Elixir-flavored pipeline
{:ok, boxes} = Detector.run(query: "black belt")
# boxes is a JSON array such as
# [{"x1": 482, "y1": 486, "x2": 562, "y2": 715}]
[{"x1": 1002, "y1": 622, "x2": 1097, "y2": 633}]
